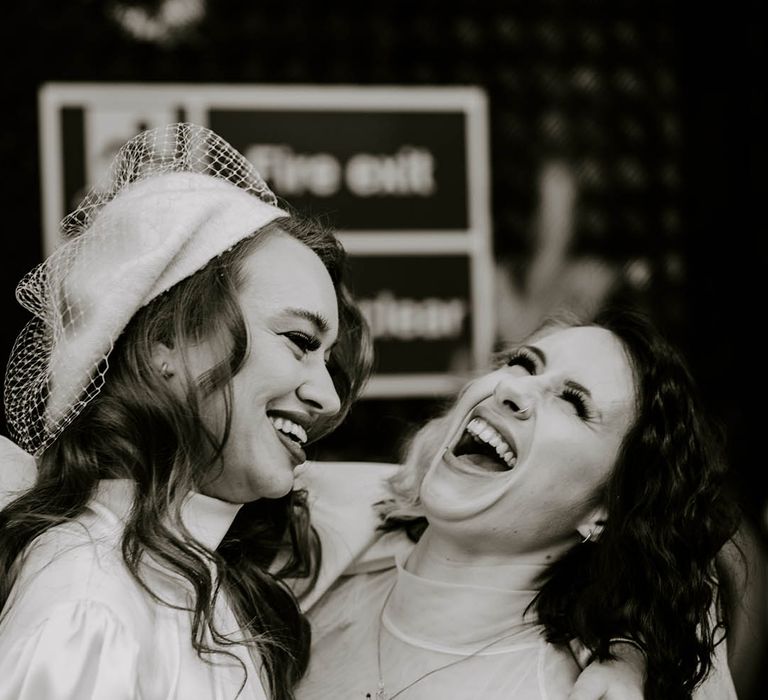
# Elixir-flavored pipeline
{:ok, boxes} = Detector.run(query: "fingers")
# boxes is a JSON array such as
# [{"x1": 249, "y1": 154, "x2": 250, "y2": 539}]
[{"x1": 567, "y1": 675, "x2": 607, "y2": 700}]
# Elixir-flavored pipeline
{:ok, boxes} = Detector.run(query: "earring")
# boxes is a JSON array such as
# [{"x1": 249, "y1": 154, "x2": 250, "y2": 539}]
[{"x1": 160, "y1": 362, "x2": 174, "y2": 380}]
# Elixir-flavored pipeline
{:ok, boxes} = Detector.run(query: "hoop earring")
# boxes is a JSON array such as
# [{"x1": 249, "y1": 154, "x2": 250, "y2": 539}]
[{"x1": 160, "y1": 362, "x2": 174, "y2": 380}]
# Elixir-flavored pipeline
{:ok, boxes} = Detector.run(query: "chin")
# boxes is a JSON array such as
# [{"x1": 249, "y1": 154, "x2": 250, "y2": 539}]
[
  {"x1": 258, "y1": 478, "x2": 296, "y2": 500},
  {"x1": 206, "y1": 457, "x2": 297, "y2": 503},
  {"x1": 420, "y1": 454, "x2": 509, "y2": 522},
  {"x1": 420, "y1": 459, "x2": 468, "y2": 519},
  {"x1": 250, "y1": 459, "x2": 300, "y2": 500},
  {"x1": 221, "y1": 480, "x2": 292, "y2": 504}
]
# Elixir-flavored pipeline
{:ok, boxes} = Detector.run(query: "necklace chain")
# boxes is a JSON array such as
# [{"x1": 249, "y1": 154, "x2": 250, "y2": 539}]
[{"x1": 370, "y1": 578, "x2": 519, "y2": 700}]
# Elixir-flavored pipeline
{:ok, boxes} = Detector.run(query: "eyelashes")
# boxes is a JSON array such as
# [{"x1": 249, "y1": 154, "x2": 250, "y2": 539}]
[
  {"x1": 285, "y1": 331, "x2": 322, "y2": 354},
  {"x1": 501, "y1": 348, "x2": 538, "y2": 374},
  {"x1": 560, "y1": 386, "x2": 591, "y2": 419},
  {"x1": 498, "y1": 347, "x2": 594, "y2": 420}
]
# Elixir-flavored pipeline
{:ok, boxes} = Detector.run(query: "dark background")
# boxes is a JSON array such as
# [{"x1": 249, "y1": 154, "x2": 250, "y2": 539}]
[{"x1": 1, "y1": 1, "x2": 765, "y2": 695}]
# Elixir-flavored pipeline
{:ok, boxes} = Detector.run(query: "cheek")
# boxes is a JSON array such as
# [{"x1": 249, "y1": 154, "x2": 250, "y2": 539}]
[
  {"x1": 558, "y1": 452, "x2": 613, "y2": 508},
  {"x1": 263, "y1": 344, "x2": 308, "y2": 386},
  {"x1": 207, "y1": 373, "x2": 272, "y2": 447},
  {"x1": 228, "y1": 374, "x2": 273, "y2": 422},
  {"x1": 466, "y1": 373, "x2": 500, "y2": 400},
  {"x1": 534, "y1": 433, "x2": 611, "y2": 498},
  {"x1": 445, "y1": 376, "x2": 497, "y2": 431},
  {"x1": 236, "y1": 346, "x2": 301, "y2": 397},
  {"x1": 198, "y1": 389, "x2": 228, "y2": 435}
]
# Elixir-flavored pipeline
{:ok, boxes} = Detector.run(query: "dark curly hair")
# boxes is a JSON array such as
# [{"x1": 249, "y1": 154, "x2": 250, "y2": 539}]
[
  {"x1": 0, "y1": 213, "x2": 372, "y2": 700},
  {"x1": 380, "y1": 306, "x2": 739, "y2": 699},
  {"x1": 529, "y1": 307, "x2": 740, "y2": 698}
]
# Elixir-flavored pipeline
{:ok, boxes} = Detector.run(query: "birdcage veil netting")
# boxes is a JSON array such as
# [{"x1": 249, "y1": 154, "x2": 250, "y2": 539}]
[{"x1": 4, "y1": 122, "x2": 282, "y2": 456}]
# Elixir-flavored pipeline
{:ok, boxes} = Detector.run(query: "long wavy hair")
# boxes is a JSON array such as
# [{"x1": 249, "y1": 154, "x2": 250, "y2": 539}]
[
  {"x1": 379, "y1": 306, "x2": 739, "y2": 699},
  {"x1": 0, "y1": 214, "x2": 372, "y2": 700}
]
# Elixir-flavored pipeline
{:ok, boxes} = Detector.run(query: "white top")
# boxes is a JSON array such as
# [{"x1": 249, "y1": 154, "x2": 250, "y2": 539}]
[
  {"x1": 297, "y1": 543, "x2": 579, "y2": 699},
  {"x1": 294, "y1": 460, "x2": 738, "y2": 700},
  {"x1": 0, "y1": 440, "x2": 739, "y2": 699},
  {"x1": 0, "y1": 476, "x2": 268, "y2": 700}
]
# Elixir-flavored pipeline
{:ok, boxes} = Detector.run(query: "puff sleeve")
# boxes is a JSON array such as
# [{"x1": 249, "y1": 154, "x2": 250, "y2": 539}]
[
  {"x1": 290, "y1": 461, "x2": 401, "y2": 610},
  {"x1": 0, "y1": 600, "x2": 143, "y2": 700}
]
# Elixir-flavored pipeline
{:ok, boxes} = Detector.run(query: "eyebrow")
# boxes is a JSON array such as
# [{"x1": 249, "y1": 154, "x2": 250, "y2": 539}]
[{"x1": 280, "y1": 307, "x2": 332, "y2": 334}]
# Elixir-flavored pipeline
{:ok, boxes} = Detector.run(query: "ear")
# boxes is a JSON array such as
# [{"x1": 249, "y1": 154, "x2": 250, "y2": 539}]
[
  {"x1": 150, "y1": 342, "x2": 177, "y2": 380},
  {"x1": 576, "y1": 505, "x2": 608, "y2": 543}
]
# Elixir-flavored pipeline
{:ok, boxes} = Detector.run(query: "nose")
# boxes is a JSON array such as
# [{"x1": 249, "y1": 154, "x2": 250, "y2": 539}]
[
  {"x1": 297, "y1": 361, "x2": 342, "y2": 417},
  {"x1": 493, "y1": 374, "x2": 535, "y2": 420}
]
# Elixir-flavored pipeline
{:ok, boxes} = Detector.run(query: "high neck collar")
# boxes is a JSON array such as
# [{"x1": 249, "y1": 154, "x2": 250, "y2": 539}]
[
  {"x1": 382, "y1": 550, "x2": 548, "y2": 654},
  {"x1": 93, "y1": 479, "x2": 243, "y2": 551},
  {"x1": 406, "y1": 529, "x2": 553, "y2": 591}
]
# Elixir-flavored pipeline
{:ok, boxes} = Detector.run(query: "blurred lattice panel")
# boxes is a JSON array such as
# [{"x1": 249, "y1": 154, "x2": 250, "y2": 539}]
[
  {"x1": 23, "y1": 0, "x2": 686, "y2": 322},
  {"x1": 208, "y1": 0, "x2": 686, "y2": 328},
  {"x1": 215, "y1": 3, "x2": 682, "y2": 253}
]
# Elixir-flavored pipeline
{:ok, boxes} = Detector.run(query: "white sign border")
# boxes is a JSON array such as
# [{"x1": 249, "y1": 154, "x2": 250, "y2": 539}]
[{"x1": 38, "y1": 82, "x2": 495, "y2": 398}]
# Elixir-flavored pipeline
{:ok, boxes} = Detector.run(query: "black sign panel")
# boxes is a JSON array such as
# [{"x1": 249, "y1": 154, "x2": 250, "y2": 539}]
[
  {"x1": 209, "y1": 109, "x2": 468, "y2": 231},
  {"x1": 348, "y1": 255, "x2": 472, "y2": 375}
]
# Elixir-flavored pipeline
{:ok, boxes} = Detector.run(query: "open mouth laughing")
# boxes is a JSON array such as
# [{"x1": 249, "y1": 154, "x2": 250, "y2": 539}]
[
  {"x1": 267, "y1": 411, "x2": 308, "y2": 464},
  {"x1": 449, "y1": 415, "x2": 518, "y2": 474}
]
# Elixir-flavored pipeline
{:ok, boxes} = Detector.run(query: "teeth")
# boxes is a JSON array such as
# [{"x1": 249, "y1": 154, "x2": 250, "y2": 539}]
[
  {"x1": 466, "y1": 417, "x2": 517, "y2": 468},
  {"x1": 269, "y1": 416, "x2": 308, "y2": 445}
]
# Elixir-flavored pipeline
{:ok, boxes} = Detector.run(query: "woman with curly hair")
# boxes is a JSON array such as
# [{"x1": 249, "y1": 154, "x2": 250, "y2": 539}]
[
  {"x1": 296, "y1": 307, "x2": 739, "y2": 699},
  {"x1": 0, "y1": 123, "x2": 371, "y2": 700}
]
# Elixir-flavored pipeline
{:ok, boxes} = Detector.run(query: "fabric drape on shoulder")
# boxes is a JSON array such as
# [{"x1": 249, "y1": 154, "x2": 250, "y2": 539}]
[
  {"x1": 291, "y1": 460, "x2": 405, "y2": 610},
  {"x1": 0, "y1": 600, "x2": 142, "y2": 700},
  {"x1": 0, "y1": 461, "x2": 267, "y2": 700}
]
